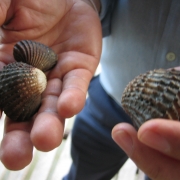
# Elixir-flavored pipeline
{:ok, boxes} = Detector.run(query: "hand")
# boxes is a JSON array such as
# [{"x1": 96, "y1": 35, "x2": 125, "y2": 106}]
[
  {"x1": 112, "y1": 120, "x2": 180, "y2": 180},
  {"x1": 0, "y1": 0, "x2": 102, "y2": 170}
]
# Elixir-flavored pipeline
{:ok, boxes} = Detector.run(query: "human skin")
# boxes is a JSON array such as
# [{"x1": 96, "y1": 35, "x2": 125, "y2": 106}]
[
  {"x1": 0, "y1": 0, "x2": 102, "y2": 170},
  {"x1": 112, "y1": 120, "x2": 180, "y2": 180},
  {"x1": 112, "y1": 67, "x2": 180, "y2": 180},
  {"x1": 1, "y1": 0, "x2": 180, "y2": 179}
]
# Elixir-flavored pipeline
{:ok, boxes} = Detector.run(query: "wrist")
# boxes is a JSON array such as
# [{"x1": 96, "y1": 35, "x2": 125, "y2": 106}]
[{"x1": 82, "y1": 0, "x2": 101, "y2": 14}]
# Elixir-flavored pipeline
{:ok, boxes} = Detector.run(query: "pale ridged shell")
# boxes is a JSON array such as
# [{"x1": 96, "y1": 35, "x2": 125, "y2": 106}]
[
  {"x1": 121, "y1": 69, "x2": 180, "y2": 130},
  {"x1": 0, "y1": 62, "x2": 47, "y2": 122},
  {"x1": 13, "y1": 40, "x2": 58, "y2": 72}
]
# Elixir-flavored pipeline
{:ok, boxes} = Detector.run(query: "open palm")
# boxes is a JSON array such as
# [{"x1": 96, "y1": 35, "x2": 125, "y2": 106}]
[{"x1": 0, "y1": 0, "x2": 102, "y2": 170}]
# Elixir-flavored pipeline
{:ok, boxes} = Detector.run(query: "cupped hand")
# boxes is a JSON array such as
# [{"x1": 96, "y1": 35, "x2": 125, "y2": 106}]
[
  {"x1": 0, "y1": 0, "x2": 102, "y2": 170},
  {"x1": 112, "y1": 120, "x2": 180, "y2": 180}
]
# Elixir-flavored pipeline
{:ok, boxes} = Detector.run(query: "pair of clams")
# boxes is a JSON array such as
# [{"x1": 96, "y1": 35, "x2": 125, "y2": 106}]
[
  {"x1": 1, "y1": 40, "x2": 180, "y2": 127},
  {"x1": 0, "y1": 40, "x2": 57, "y2": 122}
]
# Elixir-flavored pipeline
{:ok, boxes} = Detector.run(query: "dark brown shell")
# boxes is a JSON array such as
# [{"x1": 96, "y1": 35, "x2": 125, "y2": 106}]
[
  {"x1": 0, "y1": 62, "x2": 47, "y2": 122},
  {"x1": 121, "y1": 69, "x2": 180, "y2": 130},
  {"x1": 13, "y1": 40, "x2": 58, "y2": 72}
]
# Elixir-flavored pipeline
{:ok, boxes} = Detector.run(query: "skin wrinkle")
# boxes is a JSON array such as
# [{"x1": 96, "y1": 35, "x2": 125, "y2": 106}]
[
  {"x1": 63, "y1": 71, "x2": 90, "y2": 82},
  {"x1": 4, "y1": 118, "x2": 33, "y2": 133},
  {"x1": 0, "y1": 1, "x2": 11, "y2": 25},
  {"x1": 113, "y1": 121, "x2": 180, "y2": 180},
  {"x1": 0, "y1": 0, "x2": 177, "y2": 178},
  {"x1": 51, "y1": 2, "x2": 78, "y2": 46},
  {"x1": 55, "y1": 3, "x2": 101, "y2": 55},
  {"x1": 151, "y1": 165, "x2": 163, "y2": 180},
  {"x1": 48, "y1": 52, "x2": 97, "y2": 81},
  {"x1": 41, "y1": 84, "x2": 61, "y2": 102},
  {"x1": 52, "y1": 2, "x2": 87, "y2": 48},
  {"x1": 40, "y1": 97, "x2": 59, "y2": 113},
  {"x1": 14, "y1": 0, "x2": 65, "y2": 18},
  {"x1": 62, "y1": 73, "x2": 90, "y2": 94},
  {"x1": 62, "y1": 86, "x2": 87, "y2": 95},
  {"x1": 139, "y1": 120, "x2": 180, "y2": 160},
  {"x1": 0, "y1": 0, "x2": 102, "y2": 170},
  {"x1": 46, "y1": 10, "x2": 99, "y2": 57},
  {"x1": 132, "y1": 136, "x2": 163, "y2": 180},
  {"x1": 4, "y1": 8, "x2": 56, "y2": 31},
  {"x1": 62, "y1": 80, "x2": 88, "y2": 94},
  {"x1": 42, "y1": 78, "x2": 62, "y2": 97},
  {"x1": 1, "y1": 1, "x2": 72, "y2": 43}
]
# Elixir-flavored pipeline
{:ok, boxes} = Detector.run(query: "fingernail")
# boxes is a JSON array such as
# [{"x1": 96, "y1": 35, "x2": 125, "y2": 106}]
[
  {"x1": 139, "y1": 131, "x2": 170, "y2": 153},
  {"x1": 113, "y1": 130, "x2": 133, "y2": 156}
]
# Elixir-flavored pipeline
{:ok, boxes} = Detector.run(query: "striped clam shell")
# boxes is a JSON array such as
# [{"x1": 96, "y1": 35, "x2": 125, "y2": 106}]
[
  {"x1": 0, "y1": 62, "x2": 47, "y2": 121},
  {"x1": 121, "y1": 69, "x2": 180, "y2": 130},
  {"x1": 0, "y1": 40, "x2": 57, "y2": 122},
  {"x1": 13, "y1": 40, "x2": 58, "y2": 72}
]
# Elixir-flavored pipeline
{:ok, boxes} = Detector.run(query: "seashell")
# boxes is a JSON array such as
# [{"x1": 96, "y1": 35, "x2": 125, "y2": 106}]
[
  {"x1": 0, "y1": 62, "x2": 47, "y2": 121},
  {"x1": 13, "y1": 40, "x2": 58, "y2": 72},
  {"x1": 121, "y1": 69, "x2": 180, "y2": 130},
  {"x1": 0, "y1": 40, "x2": 57, "y2": 122}
]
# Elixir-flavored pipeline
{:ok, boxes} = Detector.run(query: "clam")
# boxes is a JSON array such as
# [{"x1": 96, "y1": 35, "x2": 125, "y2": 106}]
[
  {"x1": 13, "y1": 40, "x2": 57, "y2": 72},
  {"x1": 0, "y1": 40, "x2": 58, "y2": 122},
  {"x1": 121, "y1": 69, "x2": 180, "y2": 130}
]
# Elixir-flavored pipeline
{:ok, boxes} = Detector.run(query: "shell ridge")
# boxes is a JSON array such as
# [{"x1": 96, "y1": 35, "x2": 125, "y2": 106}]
[
  {"x1": 19, "y1": 41, "x2": 28, "y2": 62},
  {"x1": 22, "y1": 40, "x2": 31, "y2": 64},
  {"x1": 121, "y1": 68, "x2": 180, "y2": 129},
  {"x1": 0, "y1": 61, "x2": 47, "y2": 121},
  {"x1": 13, "y1": 40, "x2": 58, "y2": 72},
  {"x1": 122, "y1": 100, "x2": 148, "y2": 126},
  {"x1": 17, "y1": 95, "x2": 41, "y2": 121},
  {"x1": 13, "y1": 44, "x2": 25, "y2": 62},
  {"x1": 25, "y1": 40, "x2": 33, "y2": 65}
]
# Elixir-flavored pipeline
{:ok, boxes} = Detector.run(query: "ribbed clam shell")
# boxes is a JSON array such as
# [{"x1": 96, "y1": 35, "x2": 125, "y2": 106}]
[
  {"x1": 121, "y1": 69, "x2": 180, "y2": 130},
  {"x1": 0, "y1": 62, "x2": 47, "y2": 122},
  {"x1": 13, "y1": 40, "x2": 58, "y2": 72}
]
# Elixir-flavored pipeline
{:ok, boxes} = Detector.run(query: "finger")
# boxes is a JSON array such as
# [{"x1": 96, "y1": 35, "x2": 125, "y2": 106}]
[
  {"x1": 30, "y1": 78, "x2": 64, "y2": 151},
  {"x1": 0, "y1": 117, "x2": 33, "y2": 170},
  {"x1": 49, "y1": 52, "x2": 98, "y2": 118},
  {"x1": 0, "y1": 130, "x2": 33, "y2": 170},
  {"x1": 57, "y1": 68, "x2": 91, "y2": 117},
  {"x1": 0, "y1": 77, "x2": 63, "y2": 169},
  {"x1": 4, "y1": 117, "x2": 33, "y2": 133},
  {"x1": 112, "y1": 123, "x2": 180, "y2": 180},
  {"x1": 138, "y1": 119, "x2": 180, "y2": 160}
]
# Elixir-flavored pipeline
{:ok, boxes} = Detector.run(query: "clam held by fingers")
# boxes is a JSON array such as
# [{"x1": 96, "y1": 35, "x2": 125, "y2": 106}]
[
  {"x1": 0, "y1": 40, "x2": 58, "y2": 122},
  {"x1": 121, "y1": 69, "x2": 180, "y2": 130}
]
